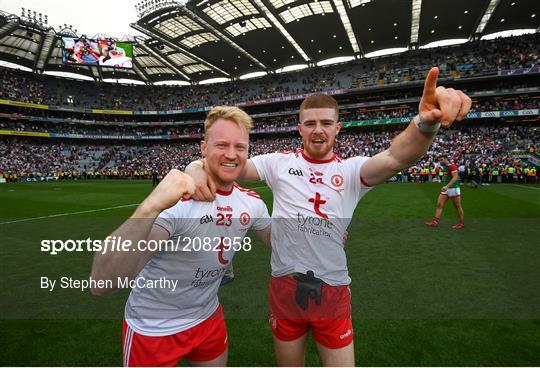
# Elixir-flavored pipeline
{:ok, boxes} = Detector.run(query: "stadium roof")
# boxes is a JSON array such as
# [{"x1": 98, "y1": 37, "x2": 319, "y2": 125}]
[{"x1": 0, "y1": 0, "x2": 538, "y2": 84}]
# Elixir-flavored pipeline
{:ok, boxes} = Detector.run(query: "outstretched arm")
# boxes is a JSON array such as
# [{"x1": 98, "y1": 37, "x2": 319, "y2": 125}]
[
  {"x1": 360, "y1": 67, "x2": 472, "y2": 186},
  {"x1": 90, "y1": 169, "x2": 195, "y2": 295}
]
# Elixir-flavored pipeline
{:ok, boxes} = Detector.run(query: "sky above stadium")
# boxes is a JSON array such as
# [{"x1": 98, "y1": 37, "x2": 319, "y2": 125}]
[
  {"x1": 1, "y1": 0, "x2": 537, "y2": 43},
  {"x1": 0, "y1": 0, "x2": 142, "y2": 38},
  {"x1": 0, "y1": 0, "x2": 535, "y2": 65}
]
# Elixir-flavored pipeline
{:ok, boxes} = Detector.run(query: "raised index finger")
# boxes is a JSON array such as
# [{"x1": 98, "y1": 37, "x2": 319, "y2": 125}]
[{"x1": 422, "y1": 67, "x2": 439, "y2": 98}]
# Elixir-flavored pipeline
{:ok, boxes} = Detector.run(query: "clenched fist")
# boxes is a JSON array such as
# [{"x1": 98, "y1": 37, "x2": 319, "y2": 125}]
[{"x1": 139, "y1": 169, "x2": 196, "y2": 217}]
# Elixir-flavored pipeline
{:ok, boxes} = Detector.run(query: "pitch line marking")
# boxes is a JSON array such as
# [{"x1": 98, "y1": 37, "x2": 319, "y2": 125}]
[
  {"x1": 0, "y1": 185, "x2": 270, "y2": 225},
  {"x1": 512, "y1": 185, "x2": 540, "y2": 191},
  {"x1": 0, "y1": 204, "x2": 139, "y2": 225}
]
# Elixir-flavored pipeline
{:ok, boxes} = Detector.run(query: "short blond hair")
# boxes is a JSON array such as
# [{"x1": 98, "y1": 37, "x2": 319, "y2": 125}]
[{"x1": 204, "y1": 106, "x2": 252, "y2": 136}]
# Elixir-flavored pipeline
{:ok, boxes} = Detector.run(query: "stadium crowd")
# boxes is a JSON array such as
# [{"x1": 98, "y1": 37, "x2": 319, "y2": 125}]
[
  {"x1": 1, "y1": 95, "x2": 537, "y2": 136},
  {"x1": 0, "y1": 67, "x2": 46, "y2": 104},
  {"x1": 0, "y1": 34, "x2": 538, "y2": 110},
  {"x1": 0, "y1": 121, "x2": 204, "y2": 136},
  {"x1": 1, "y1": 124, "x2": 537, "y2": 184}
]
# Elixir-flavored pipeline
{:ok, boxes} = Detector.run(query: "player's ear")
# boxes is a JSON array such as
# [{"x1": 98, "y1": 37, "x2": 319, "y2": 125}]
[
  {"x1": 200, "y1": 140, "x2": 207, "y2": 157},
  {"x1": 297, "y1": 124, "x2": 303, "y2": 137},
  {"x1": 336, "y1": 122, "x2": 342, "y2": 135}
]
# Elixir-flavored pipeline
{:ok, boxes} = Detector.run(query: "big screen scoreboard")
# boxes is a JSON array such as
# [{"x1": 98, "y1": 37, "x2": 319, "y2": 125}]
[{"x1": 61, "y1": 37, "x2": 133, "y2": 69}]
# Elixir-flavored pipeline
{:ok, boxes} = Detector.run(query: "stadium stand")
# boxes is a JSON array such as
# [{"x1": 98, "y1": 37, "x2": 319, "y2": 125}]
[
  {"x1": 0, "y1": 95, "x2": 538, "y2": 135},
  {"x1": 1, "y1": 122, "x2": 538, "y2": 183},
  {"x1": 0, "y1": 33, "x2": 538, "y2": 110},
  {"x1": 0, "y1": 29, "x2": 538, "y2": 185}
]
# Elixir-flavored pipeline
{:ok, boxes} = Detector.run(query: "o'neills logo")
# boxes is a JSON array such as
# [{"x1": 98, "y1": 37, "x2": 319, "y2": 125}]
[
  {"x1": 308, "y1": 168, "x2": 324, "y2": 184},
  {"x1": 240, "y1": 212, "x2": 250, "y2": 226},
  {"x1": 217, "y1": 206, "x2": 233, "y2": 212},
  {"x1": 340, "y1": 329, "x2": 352, "y2": 340}
]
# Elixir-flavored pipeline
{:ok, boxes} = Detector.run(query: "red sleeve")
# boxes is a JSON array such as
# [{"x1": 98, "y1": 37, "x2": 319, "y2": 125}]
[{"x1": 450, "y1": 164, "x2": 458, "y2": 172}]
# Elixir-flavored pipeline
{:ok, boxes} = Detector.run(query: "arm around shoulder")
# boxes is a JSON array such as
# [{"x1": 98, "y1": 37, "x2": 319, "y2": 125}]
[{"x1": 241, "y1": 159, "x2": 261, "y2": 181}]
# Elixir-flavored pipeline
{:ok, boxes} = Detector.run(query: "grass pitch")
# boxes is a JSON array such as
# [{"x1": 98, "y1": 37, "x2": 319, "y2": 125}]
[{"x1": 0, "y1": 180, "x2": 539, "y2": 366}]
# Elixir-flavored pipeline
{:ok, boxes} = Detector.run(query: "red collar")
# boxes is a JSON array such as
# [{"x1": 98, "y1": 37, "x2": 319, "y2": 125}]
[
  {"x1": 301, "y1": 149, "x2": 337, "y2": 164},
  {"x1": 216, "y1": 185, "x2": 234, "y2": 196}
]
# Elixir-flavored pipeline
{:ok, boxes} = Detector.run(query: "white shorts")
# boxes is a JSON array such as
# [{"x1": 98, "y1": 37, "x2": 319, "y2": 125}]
[{"x1": 442, "y1": 187, "x2": 461, "y2": 197}]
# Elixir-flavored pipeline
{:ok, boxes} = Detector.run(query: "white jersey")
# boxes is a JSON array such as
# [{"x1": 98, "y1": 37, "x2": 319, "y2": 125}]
[
  {"x1": 251, "y1": 149, "x2": 372, "y2": 286},
  {"x1": 125, "y1": 184, "x2": 270, "y2": 336}
]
